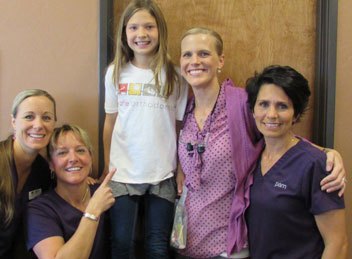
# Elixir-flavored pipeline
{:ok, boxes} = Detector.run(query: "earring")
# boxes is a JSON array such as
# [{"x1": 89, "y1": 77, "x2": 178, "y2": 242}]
[
  {"x1": 217, "y1": 68, "x2": 222, "y2": 73},
  {"x1": 12, "y1": 130, "x2": 16, "y2": 140},
  {"x1": 50, "y1": 170, "x2": 55, "y2": 179}
]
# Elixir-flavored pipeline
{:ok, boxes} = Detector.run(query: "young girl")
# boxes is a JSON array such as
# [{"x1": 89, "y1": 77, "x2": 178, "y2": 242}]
[{"x1": 103, "y1": 0, "x2": 188, "y2": 258}]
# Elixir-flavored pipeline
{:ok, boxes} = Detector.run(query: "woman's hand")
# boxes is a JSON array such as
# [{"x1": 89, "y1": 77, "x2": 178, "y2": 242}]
[
  {"x1": 85, "y1": 168, "x2": 116, "y2": 217},
  {"x1": 176, "y1": 166, "x2": 185, "y2": 196},
  {"x1": 320, "y1": 149, "x2": 346, "y2": 197},
  {"x1": 86, "y1": 177, "x2": 97, "y2": 185}
]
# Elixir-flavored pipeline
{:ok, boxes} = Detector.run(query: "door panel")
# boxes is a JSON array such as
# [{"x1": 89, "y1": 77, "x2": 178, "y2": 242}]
[{"x1": 112, "y1": 0, "x2": 316, "y2": 138}]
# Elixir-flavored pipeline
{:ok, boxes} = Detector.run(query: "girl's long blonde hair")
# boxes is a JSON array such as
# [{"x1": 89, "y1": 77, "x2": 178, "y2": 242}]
[{"x1": 112, "y1": 0, "x2": 178, "y2": 98}]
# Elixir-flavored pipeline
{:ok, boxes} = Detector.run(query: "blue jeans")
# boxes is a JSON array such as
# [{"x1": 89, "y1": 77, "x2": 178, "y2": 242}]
[{"x1": 110, "y1": 194, "x2": 174, "y2": 259}]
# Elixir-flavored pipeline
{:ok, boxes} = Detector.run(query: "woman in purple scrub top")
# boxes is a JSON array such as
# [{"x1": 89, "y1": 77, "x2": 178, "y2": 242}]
[
  {"x1": 0, "y1": 89, "x2": 57, "y2": 259},
  {"x1": 26, "y1": 124, "x2": 116, "y2": 259},
  {"x1": 246, "y1": 65, "x2": 348, "y2": 259}
]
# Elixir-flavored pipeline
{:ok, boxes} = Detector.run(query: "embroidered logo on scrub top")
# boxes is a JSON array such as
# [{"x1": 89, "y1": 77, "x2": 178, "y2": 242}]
[
  {"x1": 28, "y1": 188, "x2": 42, "y2": 200},
  {"x1": 274, "y1": 182, "x2": 287, "y2": 190}
]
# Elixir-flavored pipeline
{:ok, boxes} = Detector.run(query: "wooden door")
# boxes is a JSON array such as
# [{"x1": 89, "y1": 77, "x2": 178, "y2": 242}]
[{"x1": 112, "y1": 0, "x2": 316, "y2": 138}]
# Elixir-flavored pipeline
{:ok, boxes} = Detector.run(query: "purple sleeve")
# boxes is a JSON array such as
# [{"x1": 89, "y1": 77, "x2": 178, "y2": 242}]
[
  {"x1": 300, "y1": 150, "x2": 345, "y2": 215},
  {"x1": 26, "y1": 195, "x2": 63, "y2": 250}
]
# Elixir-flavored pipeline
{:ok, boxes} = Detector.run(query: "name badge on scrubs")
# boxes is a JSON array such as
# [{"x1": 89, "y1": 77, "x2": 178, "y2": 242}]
[{"x1": 28, "y1": 188, "x2": 42, "y2": 200}]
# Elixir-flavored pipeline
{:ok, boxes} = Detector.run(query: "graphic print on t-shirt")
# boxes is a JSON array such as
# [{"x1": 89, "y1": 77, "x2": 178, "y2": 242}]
[
  {"x1": 143, "y1": 84, "x2": 158, "y2": 96},
  {"x1": 118, "y1": 82, "x2": 175, "y2": 111},
  {"x1": 119, "y1": 83, "x2": 128, "y2": 94},
  {"x1": 128, "y1": 83, "x2": 142, "y2": 96},
  {"x1": 119, "y1": 82, "x2": 159, "y2": 97}
]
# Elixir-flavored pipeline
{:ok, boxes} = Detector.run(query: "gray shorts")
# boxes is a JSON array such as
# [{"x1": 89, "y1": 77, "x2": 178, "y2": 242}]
[{"x1": 109, "y1": 177, "x2": 177, "y2": 203}]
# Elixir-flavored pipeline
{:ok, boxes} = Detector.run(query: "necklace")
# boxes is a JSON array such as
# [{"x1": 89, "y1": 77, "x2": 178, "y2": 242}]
[{"x1": 81, "y1": 186, "x2": 89, "y2": 202}]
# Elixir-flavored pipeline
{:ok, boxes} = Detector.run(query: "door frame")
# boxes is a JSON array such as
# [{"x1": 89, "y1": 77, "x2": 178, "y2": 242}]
[{"x1": 314, "y1": 0, "x2": 338, "y2": 148}]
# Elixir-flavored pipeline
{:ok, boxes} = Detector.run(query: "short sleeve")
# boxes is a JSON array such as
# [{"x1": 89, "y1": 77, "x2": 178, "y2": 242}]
[
  {"x1": 175, "y1": 69, "x2": 189, "y2": 121},
  {"x1": 26, "y1": 196, "x2": 63, "y2": 250},
  {"x1": 301, "y1": 154, "x2": 345, "y2": 215},
  {"x1": 104, "y1": 65, "x2": 119, "y2": 114}
]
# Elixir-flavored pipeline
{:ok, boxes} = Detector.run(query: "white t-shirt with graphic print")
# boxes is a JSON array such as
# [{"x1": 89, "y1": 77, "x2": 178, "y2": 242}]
[{"x1": 104, "y1": 63, "x2": 188, "y2": 184}]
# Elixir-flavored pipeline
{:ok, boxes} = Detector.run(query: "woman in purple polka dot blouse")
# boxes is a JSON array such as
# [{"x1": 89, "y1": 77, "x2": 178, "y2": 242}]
[{"x1": 174, "y1": 27, "x2": 347, "y2": 259}]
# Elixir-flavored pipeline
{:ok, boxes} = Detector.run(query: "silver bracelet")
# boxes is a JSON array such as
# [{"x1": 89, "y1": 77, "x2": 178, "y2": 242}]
[{"x1": 83, "y1": 212, "x2": 99, "y2": 222}]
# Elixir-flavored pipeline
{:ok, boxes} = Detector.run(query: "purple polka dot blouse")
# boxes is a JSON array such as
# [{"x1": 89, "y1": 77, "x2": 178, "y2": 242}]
[{"x1": 178, "y1": 86, "x2": 236, "y2": 258}]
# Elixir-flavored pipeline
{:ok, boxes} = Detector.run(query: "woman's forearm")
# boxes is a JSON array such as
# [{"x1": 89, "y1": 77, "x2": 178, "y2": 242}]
[{"x1": 321, "y1": 238, "x2": 348, "y2": 259}]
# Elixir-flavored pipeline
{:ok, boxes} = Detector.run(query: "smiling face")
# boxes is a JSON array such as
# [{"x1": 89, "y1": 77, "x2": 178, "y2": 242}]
[
  {"x1": 253, "y1": 84, "x2": 296, "y2": 140},
  {"x1": 50, "y1": 131, "x2": 92, "y2": 186},
  {"x1": 180, "y1": 33, "x2": 224, "y2": 90},
  {"x1": 126, "y1": 9, "x2": 159, "y2": 61},
  {"x1": 12, "y1": 96, "x2": 55, "y2": 154}
]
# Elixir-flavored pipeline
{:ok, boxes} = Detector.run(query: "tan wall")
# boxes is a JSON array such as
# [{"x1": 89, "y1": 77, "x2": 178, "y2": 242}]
[
  {"x1": 0, "y1": 1, "x2": 100, "y2": 175},
  {"x1": 336, "y1": 0, "x2": 352, "y2": 257}
]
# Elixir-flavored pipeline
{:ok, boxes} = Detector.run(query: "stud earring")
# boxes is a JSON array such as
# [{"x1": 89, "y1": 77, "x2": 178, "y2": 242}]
[{"x1": 217, "y1": 68, "x2": 222, "y2": 73}]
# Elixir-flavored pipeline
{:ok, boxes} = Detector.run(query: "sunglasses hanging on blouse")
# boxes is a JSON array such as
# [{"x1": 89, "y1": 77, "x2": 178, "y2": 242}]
[
  {"x1": 179, "y1": 130, "x2": 210, "y2": 156},
  {"x1": 180, "y1": 93, "x2": 218, "y2": 156}
]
